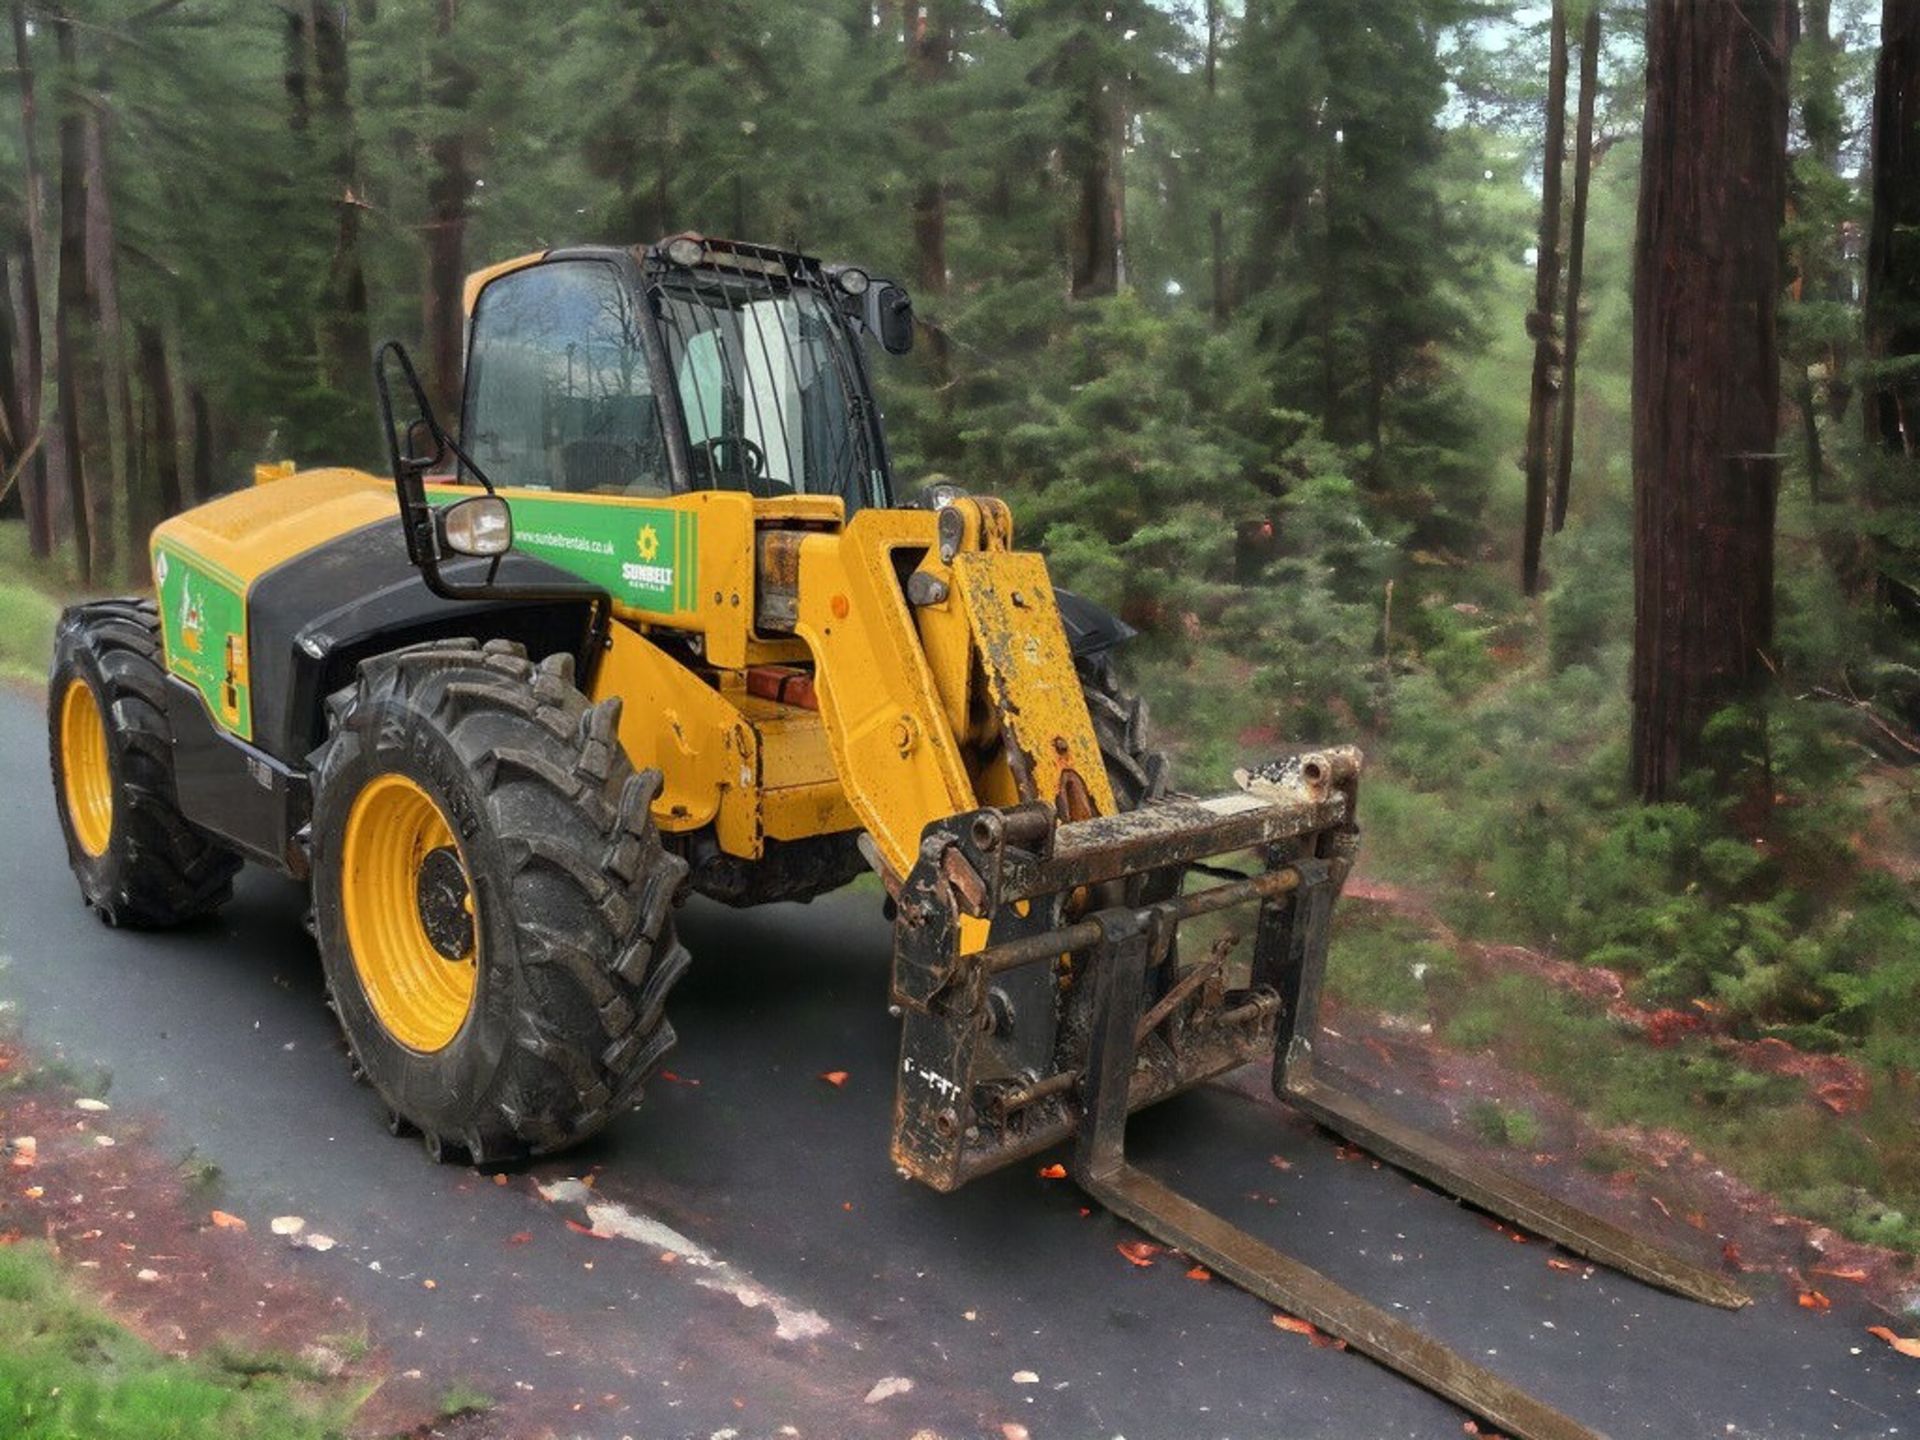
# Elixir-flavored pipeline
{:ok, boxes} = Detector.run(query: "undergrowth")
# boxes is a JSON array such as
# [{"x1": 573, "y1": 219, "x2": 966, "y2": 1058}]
[{"x1": 0, "y1": 1243, "x2": 354, "y2": 1440}]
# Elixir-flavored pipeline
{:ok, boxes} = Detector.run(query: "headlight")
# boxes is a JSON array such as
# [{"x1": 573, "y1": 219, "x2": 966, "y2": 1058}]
[
  {"x1": 835, "y1": 266, "x2": 871, "y2": 296},
  {"x1": 441, "y1": 495, "x2": 513, "y2": 557},
  {"x1": 665, "y1": 235, "x2": 705, "y2": 268}
]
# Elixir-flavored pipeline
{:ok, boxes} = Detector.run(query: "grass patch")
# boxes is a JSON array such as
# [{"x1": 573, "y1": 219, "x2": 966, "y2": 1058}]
[
  {"x1": 436, "y1": 1381, "x2": 494, "y2": 1419},
  {"x1": 1466, "y1": 1099, "x2": 1542, "y2": 1150},
  {"x1": 1327, "y1": 909, "x2": 1459, "y2": 1018},
  {"x1": 0, "y1": 519, "x2": 105, "y2": 686},
  {"x1": 0, "y1": 1242, "x2": 352, "y2": 1440}
]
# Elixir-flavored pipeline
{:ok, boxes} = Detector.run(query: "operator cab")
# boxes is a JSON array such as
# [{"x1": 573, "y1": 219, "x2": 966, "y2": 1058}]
[{"x1": 457, "y1": 236, "x2": 914, "y2": 515}]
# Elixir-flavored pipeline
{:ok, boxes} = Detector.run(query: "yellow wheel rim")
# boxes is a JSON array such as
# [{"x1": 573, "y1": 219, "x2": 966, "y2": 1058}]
[
  {"x1": 340, "y1": 773, "x2": 479, "y2": 1054},
  {"x1": 59, "y1": 678, "x2": 114, "y2": 858}
]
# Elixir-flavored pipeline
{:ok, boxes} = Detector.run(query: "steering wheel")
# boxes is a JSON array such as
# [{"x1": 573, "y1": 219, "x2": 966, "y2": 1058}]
[{"x1": 697, "y1": 435, "x2": 767, "y2": 484}]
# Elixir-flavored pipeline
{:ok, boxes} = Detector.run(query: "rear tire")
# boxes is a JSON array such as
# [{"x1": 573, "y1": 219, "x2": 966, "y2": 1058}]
[
  {"x1": 48, "y1": 599, "x2": 241, "y2": 927},
  {"x1": 309, "y1": 639, "x2": 690, "y2": 1164},
  {"x1": 1078, "y1": 649, "x2": 1172, "y2": 814}
]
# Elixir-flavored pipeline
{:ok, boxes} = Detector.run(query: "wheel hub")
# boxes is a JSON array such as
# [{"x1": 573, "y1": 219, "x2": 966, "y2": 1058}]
[{"x1": 415, "y1": 846, "x2": 475, "y2": 961}]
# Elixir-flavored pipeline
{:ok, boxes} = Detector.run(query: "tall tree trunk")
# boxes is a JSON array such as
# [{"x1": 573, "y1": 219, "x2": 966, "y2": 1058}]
[
  {"x1": 1550, "y1": 2, "x2": 1600, "y2": 533},
  {"x1": 283, "y1": 3, "x2": 309, "y2": 134},
  {"x1": 1792, "y1": 0, "x2": 1841, "y2": 501},
  {"x1": 312, "y1": 0, "x2": 370, "y2": 397},
  {"x1": 1066, "y1": 5, "x2": 1123, "y2": 299},
  {"x1": 907, "y1": 2, "x2": 950, "y2": 298},
  {"x1": 10, "y1": 1, "x2": 53, "y2": 558},
  {"x1": 422, "y1": 0, "x2": 470, "y2": 423},
  {"x1": 1630, "y1": 0, "x2": 1792, "y2": 803},
  {"x1": 1520, "y1": 0, "x2": 1569, "y2": 596},
  {"x1": 83, "y1": 102, "x2": 136, "y2": 564},
  {"x1": 188, "y1": 384, "x2": 214, "y2": 503},
  {"x1": 907, "y1": 1, "x2": 954, "y2": 442},
  {"x1": 52, "y1": 10, "x2": 101, "y2": 582},
  {"x1": 1205, "y1": 0, "x2": 1226, "y2": 324},
  {"x1": 136, "y1": 323, "x2": 182, "y2": 518},
  {"x1": 1864, "y1": 0, "x2": 1920, "y2": 463}
]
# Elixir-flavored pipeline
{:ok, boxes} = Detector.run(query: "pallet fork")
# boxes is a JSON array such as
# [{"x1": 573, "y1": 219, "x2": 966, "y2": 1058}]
[{"x1": 887, "y1": 749, "x2": 1746, "y2": 1440}]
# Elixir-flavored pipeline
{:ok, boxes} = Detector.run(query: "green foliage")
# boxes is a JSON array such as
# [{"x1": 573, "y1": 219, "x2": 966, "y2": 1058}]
[
  {"x1": 0, "y1": 527, "x2": 60, "y2": 685},
  {"x1": 0, "y1": 1244, "x2": 349, "y2": 1440}
]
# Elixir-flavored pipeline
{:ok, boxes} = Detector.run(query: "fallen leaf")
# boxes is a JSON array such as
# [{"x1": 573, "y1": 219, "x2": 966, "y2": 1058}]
[
  {"x1": 1000, "y1": 1426, "x2": 1032, "y2": 1440},
  {"x1": 1722, "y1": 1241, "x2": 1745, "y2": 1270},
  {"x1": 1811, "y1": 1265, "x2": 1868, "y2": 1283},
  {"x1": 1037, "y1": 1163, "x2": 1067, "y2": 1180},
  {"x1": 422, "y1": 1278, "x2": 437, "y2": 1290},
  {"x1": 863, "y1": 1376, "x2": 913, "y2": 1404},
  {"x1": 658, "y1": 1070, "x2": 700, "y2": 1086},
  {"x1": 493, "y1": 1173, "x2": 509, "y2": 1186},
  {"x1": 507, "y1": 1231, "x2": 532, "y2": 1246},
  {"x1": 565, "y1": 1219, "x2": 606, "y2": 1239},
  {"x1": 93, "y1": 1135, "x2": 115, "y2": 1148},
  {"x1": 1649, "y1": 1195, "x2": 1672, "y2": 1220},
  {"x1": 209, "y1": 1210, "x2": 247, "y2": 1232},
  {"x1": 1115, "y1": 1240, "x2": 1159, "y2": 1268},
  {"x1": 302, "y1": 1234, "x2": 337, "y2": 1253},
  {"x1": 1267, "y1": 1154, "x2": 1293, "y2": 1172},
  {"x1": 1186, "y1": 1265, "x2": 1212, "y2": 1282},
  {"x1": 135, "y1": 1268, "x2": 159, "y2": 1282},
  {"x1": 23, "y1": 1186, "x2": 42, "y2": 1200},
  {"x1": 1797, "y1": 1290, "x2": 1831, "y2": 1311},
  {"x1": 1334, "y1": 1144, "x2": 1363, "y2": 1162},
  {"x1": 819, "y1": 1070, "x2": 849, "y2": 1087},
  {"x1": 1546, "y1": 1257, "x2": 1579, "y2": 1273},
  {"x1": 1011, "y1": 1370, "x2": 1039, "y2": 1385},
  {"x1": 1866, "y1": 1325, "x2": 1920, "y2": 1359},
  {"x1": 1307, "y1": 1330, "x2": 1348, "y2": 1350},
  {"x1": 1272, "y1": 1313, "x2": 1315, "y2": 1336},
  {"x1": 269, "y1": 1216, "x2": 305, "y2": 1237},
  {"x1": 73, "y1": 1098, "x2": 109, "y2": 1113}
]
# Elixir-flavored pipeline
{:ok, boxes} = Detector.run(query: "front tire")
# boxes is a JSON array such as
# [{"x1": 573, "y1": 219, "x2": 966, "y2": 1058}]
[
  {"x1": 309, "y1": 639, "x2": 690, "y2": 1164},
  {"x1": 48, "y1": 600, "x2": 241, "y2": 927}
]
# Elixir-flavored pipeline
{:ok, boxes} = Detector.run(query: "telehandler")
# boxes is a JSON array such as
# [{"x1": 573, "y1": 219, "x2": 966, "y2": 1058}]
[{"x1": 48, "y1": 234, "x2": 1740, "y2": 1440}]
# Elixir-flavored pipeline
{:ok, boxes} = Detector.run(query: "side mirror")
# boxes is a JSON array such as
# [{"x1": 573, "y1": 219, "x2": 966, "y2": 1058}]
[
  {"x1": 439, "y1": 494, "x2": 513, "y2": 557},
  {"x1": 868, "y1": 283, "x2": 915, "y2": 356}
]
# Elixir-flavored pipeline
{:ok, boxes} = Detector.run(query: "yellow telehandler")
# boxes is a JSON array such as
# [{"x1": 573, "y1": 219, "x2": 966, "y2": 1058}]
[{"x1": 47, "y1": 235, "x2": 1740, "y2": 1440}]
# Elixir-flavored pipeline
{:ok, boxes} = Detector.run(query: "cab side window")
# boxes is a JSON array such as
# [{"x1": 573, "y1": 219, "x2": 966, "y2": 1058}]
[{"x1": 461, "y1": 261, "x2": 672, "y2": 496}]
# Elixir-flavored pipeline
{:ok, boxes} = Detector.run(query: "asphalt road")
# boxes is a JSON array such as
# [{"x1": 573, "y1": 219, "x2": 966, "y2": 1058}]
[{"x1": 0, "y1": 680, "x2": 1915, "y2": 1440}]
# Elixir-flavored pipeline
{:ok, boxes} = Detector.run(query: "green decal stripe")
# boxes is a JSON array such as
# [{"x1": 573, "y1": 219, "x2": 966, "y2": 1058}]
[{"x1": 417, "y1": 490, "x2": 701, "y2": 616}]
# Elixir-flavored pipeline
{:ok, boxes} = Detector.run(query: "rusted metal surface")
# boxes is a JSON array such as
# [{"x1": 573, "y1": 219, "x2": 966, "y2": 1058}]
[
  {"x1": 1281, "y1": 1071, "x2": 1750, "y2": 1310},
  {"x1": 1084, "y1": 1165, "x2": 1610, "y2": 1440},
  {"x1": 951, "y1": 548, "x2": 1115, "y2": 818},
  {"x1": 882, "y1": 743, "x2": 1746, "y2": 1440},
  {"x1": 1065, "y1": 897, "x2": 1609, "y2": 1440}
]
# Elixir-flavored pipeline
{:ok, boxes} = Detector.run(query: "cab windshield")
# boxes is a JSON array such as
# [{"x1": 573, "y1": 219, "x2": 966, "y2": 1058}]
[{"x1": 653, "y1": 274, "x2": 882, "y2": 513}]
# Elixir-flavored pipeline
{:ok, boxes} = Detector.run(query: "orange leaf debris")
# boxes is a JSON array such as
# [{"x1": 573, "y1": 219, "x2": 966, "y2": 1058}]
[
  {"x1": 209, "y1": 1210, "x2": 247, "y2": 1232},
  {"x1": 819, "y1": 1070, "x2": 849, "y2": 1087},
  {"x1": 1866, "y1": 1326, "x2": 1920, "y2": 1359},
  {"x1": 1186, "y1": 1265, "x2": 1211, "y2": 1282},
  {"x1": 1116, "y1": 1240, "x2": 1160, "y2": 1267},
  {"x1": 1037, "y1": 1163, "x2": 1067, "y2": 1180},
  {"x1": 1797, "y1": 1290, "x2": 1831, "y2": 1311}
]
